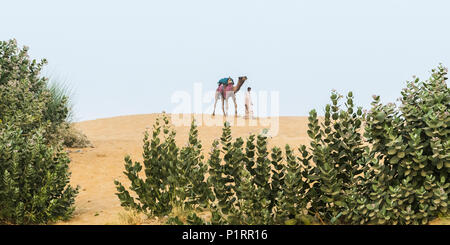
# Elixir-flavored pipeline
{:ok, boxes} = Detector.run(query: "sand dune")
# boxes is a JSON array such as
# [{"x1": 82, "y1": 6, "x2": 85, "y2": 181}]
[
  {"x1": 56, "y1": 113, "x2": 449, "y2": 225},
  {"x1": 56, "y1": 114, "x2": 311, "y2": 225}
]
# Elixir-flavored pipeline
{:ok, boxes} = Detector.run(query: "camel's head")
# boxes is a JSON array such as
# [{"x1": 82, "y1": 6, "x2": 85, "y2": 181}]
[
  {"x1": 238, "y1": 76, "x2": 248, "y2": 82},
  {"x1": 233, "y1": 76, "x2": 248, "y2": 94}
]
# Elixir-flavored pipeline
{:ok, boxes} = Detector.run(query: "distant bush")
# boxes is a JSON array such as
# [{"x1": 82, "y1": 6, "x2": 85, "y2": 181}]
[
  {"x1": 43, "y1": 79, "x2": 72, "y2": 145},
  {"x1": 55, "y1": 122, "x2": 92, "y2": 148},
  {"x1": 45, "y1": 79, "x2": 74, "y2": 124}
]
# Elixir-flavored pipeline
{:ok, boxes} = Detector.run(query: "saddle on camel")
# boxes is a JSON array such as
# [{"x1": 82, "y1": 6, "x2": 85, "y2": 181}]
[{"x1": 217, "y1": 77, "x2": 234, "y2": 98}]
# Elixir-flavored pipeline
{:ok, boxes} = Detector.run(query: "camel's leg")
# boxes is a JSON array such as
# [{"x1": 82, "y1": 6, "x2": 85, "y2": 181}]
[
  {"x1": 222, "y1": 97, "x2": 226, "y2": 116},
  {"x1": 225, "y1": 97, "x2": 229, "y2": 117},
  {"x1": 212, "y1": 91, "x2": 219, "y2": 116}
]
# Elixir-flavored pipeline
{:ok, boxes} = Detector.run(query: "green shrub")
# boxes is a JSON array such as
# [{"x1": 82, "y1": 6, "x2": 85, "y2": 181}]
[
  {"x1": 276, "y1": 145, "x2": 309, "y2": 224},
  {"x1": 0, "y1": 39, "x2": 85, "y2": 147},
  {"x1": 206, "y1": 124, "x2": 310, "y2": 225},
  {"x1": 0, "y1": 68, "x2": 49, "y2": 135},
  {"x1": 0, "y1": 39, "x2": 50, "y2": 134},
  {"x1": 0, "y1": 125, "x2": 78, "y2": 224},
  {"x1": 57, "y1": 123, "x2": 92, "y2": 148},
  {"x1": 115, "y1": 66, "x2": 448, "y2": 225},
  {"x1": 177, "y1": 119, "x2": 210, "y2": 208},
  {"x1": 295, "y1": 91, "x2": 367, "y2": 224},
  {"x1": 0, "y1": 39, "x2": 80, "y2": 224},
  {"x1": 43, "y1": 79, "x2": 74, "y2": 145},
  {"x1": 115, "y1": 113, "x2": 210, "y2": 217},
  {"x1": 205, "y1": 123, "x2": 275, "y2": 224},
  {"x1": 45, "y1": 78, "x2": 73, "y2": 124},
  {"x1": 363, "y1": 65, "x2": 449, "y2": 224},
  {"x1": 207, "y1": 122, "x2": 237, "y2": 218}
]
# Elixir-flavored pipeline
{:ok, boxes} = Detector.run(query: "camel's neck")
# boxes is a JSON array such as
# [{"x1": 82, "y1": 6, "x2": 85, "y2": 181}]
[{"x1": 234, "y1": 77, "x2": 246, "y2": 94}]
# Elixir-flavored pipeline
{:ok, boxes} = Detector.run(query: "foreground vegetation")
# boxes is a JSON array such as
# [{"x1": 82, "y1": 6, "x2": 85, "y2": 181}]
[
  {"x1": 0, "y1": 39, "x2": 85, "y2": 224},
  {"x1": 116, "y1": 65, "x2": 449, "y2": 225}
]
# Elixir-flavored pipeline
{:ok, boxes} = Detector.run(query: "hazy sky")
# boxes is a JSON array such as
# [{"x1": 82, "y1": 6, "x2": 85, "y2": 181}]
[{"x1": 1, "y1": 0, "x2": 449, "y2": 121}]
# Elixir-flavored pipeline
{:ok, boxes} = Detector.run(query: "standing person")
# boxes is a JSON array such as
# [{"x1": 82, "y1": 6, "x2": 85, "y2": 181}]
[{"x1": 245, "y1": 87, "x2": 253, "y2": 119}]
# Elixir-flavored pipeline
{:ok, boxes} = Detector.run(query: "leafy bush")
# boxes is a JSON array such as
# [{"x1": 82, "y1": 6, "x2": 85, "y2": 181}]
[
  {"x1": 0, "y1": 39, "x2": 88, "y2": 147},
  {"x1": 0, "y1": 125, "x2": 78, "y2": 224},
  {"x1": 1, "y1": 39, "x2": 52, "y2": 135},
  {"x1": 296, "y1": 91, "x2": 368, "y2": 224},
  {"x1": 0, "y1": 39, "x2": 79, "y2": 224},
  {"x1": 43, "y1": 79, "x2": 74, "y2": 145},
  {"x1": 207, "y1": 124, "x2": 276, "y2": 224},
  {"x1": 55, "y1": 122, "x2": 92, "y2": 148},
  {"x1": 295, "y1": 65, "x2": 449, "y2": 225},
  {"x1": 362, "y1": 65, "x2": 449, "y2": 224},
  {"x1": 115, "y1": 113, "x2": 210, "y2": 217},
  {"x1": 122, "y1": 119, "x2": 313, "y2": 225},
  {"x1": 45, "y1": 79, "x2": 74, "y2": 124},
  {"x1": 115, "y1": 65, "x2": 448, "y2": 225}
]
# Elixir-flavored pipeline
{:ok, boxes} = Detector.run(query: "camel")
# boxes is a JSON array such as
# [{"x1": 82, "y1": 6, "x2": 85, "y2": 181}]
[{"x1": 212, "y1": 76, "x2": 248, "y2": 117}]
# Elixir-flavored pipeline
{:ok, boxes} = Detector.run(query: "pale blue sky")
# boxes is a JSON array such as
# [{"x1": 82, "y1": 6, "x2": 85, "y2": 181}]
[{"x1": 1, "y1": 0, "x2": 449, "y2": 121}]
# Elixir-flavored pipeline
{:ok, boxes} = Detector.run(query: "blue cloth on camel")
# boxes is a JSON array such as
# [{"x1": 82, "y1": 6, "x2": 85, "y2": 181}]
[{"x1": 218, "y1": 77, "x2": 233, "y2": 85}]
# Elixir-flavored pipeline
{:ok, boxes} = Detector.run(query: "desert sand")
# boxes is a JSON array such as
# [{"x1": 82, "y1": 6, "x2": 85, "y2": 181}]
[
  {"x1": 56, "y1": 114, "x2": 312, "y2": 225},
  {"x1": 55, "y1": 113, "x2": 450, "y2": 225}
]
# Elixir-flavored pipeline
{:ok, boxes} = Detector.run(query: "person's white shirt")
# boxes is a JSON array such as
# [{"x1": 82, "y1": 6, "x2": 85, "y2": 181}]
[
  {"x1": 245, "y1": 91, "x2": 251, "y2": 106},
  {"x1": 245, "y1": 90, "x2": 253, "y2": 119}
]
